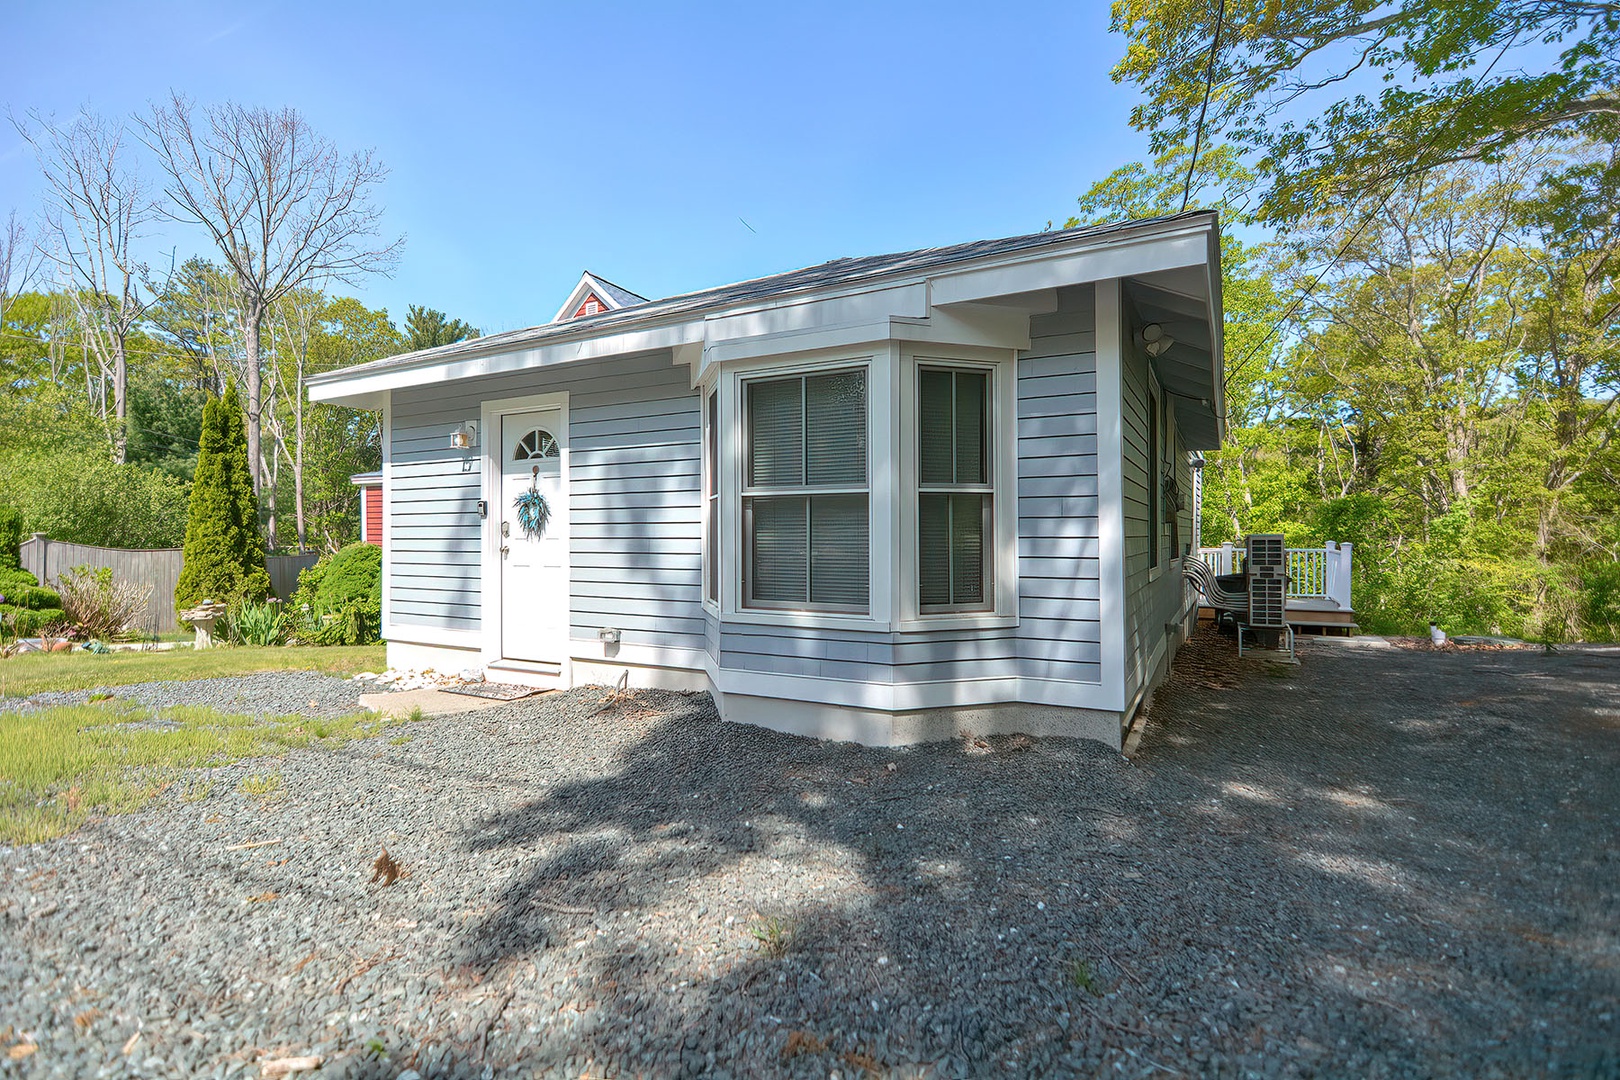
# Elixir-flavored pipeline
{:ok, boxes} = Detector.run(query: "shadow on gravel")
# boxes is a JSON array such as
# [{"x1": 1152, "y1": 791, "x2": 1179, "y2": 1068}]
[
  {"x1": 448, "y1": 693, "x2": 1152, "y2": 1076},
  {"x1": 1138, "y1": 634, "x2": 1620, "y2": 1076},
  {"x1": 396, "y1": 633, "x2": 1617, "y2": 1078}
]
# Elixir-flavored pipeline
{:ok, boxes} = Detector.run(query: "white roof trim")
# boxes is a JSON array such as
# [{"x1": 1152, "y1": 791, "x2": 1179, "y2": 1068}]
[
  {"x1": 551, "y1": 272, "x2": 635, "y2": 323},
  {"x1": 311, "y1": 216, "x2": 1223, "y2": 408}
]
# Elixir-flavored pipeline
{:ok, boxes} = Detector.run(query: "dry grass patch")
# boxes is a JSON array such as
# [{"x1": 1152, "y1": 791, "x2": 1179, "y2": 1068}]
[
  {"x1": 0, "y1": 644, "x2": 385, "y2": 699},
  {"x1": 0, "y1": 697, "x2": 408, "y2": 843}
]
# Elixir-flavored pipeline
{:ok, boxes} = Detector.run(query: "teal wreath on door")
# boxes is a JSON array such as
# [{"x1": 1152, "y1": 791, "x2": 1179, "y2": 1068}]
[{"x1": 514, "y1": 481, "x2": 551, "y2": 539}]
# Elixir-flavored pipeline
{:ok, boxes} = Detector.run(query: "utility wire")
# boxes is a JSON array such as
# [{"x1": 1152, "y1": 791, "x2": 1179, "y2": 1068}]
[
  {"x1": 1181, "y1": 0, "x2": 1227, "y2": 214},
  {"x1": 1221, "y1": 37, "x2": 1519, "y2": 395}
]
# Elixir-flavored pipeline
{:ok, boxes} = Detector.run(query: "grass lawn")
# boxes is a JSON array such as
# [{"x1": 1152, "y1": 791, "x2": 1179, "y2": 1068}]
[
  {"x1": 0, "y1": 699, "x2": 412, "y2": 844},
  {"x1": 0, "y1": 644, "x2": 386, "y2": 699}
]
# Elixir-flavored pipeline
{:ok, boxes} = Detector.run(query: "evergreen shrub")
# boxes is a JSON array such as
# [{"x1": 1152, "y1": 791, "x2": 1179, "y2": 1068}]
[
  {"x1": 174, "y1": 383, "x2": 270, "y2": 613},
  {"x1": 0, "y1": 566, "x2": 67, "y2": 639},
  {"x1": 291, "y1": 542, "x2": 383, "y2": 646}
]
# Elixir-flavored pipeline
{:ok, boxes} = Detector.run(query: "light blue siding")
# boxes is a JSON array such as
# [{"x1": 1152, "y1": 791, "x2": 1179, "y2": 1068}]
[
  {"x1": 1119, "y1": 317, "x2": 1196, "y2": 702},
  {"x1": 390, "y1": 290, "x2": 1108, "y2": 697},
  {"x1": 1016, "y1": 284, "x2": 1103, "y2": 684},
  {"x1": 387, "y1": 350, "x2": 705, "y2": 652}
]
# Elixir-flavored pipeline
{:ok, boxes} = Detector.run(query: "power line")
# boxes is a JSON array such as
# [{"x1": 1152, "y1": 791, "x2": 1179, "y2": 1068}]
[
  {"x1": 1221, "y1": 37, "x2": 1519, "y2": 395},
  {"x1": 1181, "y1": 0, "x2": 1227, "y2": 214}
]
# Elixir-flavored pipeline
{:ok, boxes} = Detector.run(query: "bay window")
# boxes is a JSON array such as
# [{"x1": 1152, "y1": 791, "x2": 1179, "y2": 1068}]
[
  {"x1": 742, "y1": 368, "x2": 869, "y2": 611},
  {"x1": 918, "y1": 366, "x2": 993, "y2": 611}
]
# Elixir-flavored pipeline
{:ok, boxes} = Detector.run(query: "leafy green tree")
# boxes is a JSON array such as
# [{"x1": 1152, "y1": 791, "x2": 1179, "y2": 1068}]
[
  {"x1": 126, "y1": 369, "x2": 207, "y2": 481},
  {"x1": 175, "y1": 382, "x2": 269, "y2": 610},
  {"x1": 1110, "y1": 0, "x2": 1620, "y2": 223},
  {"x1": 0, "y1": 451, "x2": 190, "y2": 549},
  {"x1": 404, "y1": 304, "x2": 479, "y2": 350}
]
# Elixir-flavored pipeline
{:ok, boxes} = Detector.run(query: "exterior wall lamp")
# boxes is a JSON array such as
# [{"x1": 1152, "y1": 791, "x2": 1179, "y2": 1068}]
[
  {"x1": 1143, "y1": 323, "x2": 1175, "y2": 358},
  {"x1": 450, "y1": 421, "x2": 479, "y2": 450}
]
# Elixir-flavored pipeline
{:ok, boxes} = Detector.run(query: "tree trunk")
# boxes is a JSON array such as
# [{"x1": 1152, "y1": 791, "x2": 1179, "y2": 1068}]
[
  {"x1": 242, "y1": 307, "x2": 265, "y2": 496},
  {"x1": 293, "y1": 361, "x2": 307, "y2": 552},
  {"x1": 263, "y1": 443, "x2": 279, "y2": 552},
  {"x1": 112, "y1": 336, "x2": 128, "y2": 465}
]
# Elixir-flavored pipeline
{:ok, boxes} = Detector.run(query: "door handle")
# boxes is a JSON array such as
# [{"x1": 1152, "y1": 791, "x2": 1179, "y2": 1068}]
[{"x1": 501, "y1": 544, "x2": 510, "y2": 556}]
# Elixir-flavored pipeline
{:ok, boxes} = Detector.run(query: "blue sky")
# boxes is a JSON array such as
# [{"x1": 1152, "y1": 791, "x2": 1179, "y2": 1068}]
[{"x1": 3, "y1": 1, "x2": 1152, "y2": 335}]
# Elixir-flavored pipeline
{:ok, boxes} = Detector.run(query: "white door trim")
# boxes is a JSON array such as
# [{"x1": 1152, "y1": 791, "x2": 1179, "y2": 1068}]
[{"x1": 480, "y1": 391, "x2": 571, "y2": 681}]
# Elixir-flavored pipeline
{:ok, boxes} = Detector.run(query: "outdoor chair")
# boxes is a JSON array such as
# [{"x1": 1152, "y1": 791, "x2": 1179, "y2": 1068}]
[{"x1": 1183, "y1": 556, "x2": 1248, "y2": 616}]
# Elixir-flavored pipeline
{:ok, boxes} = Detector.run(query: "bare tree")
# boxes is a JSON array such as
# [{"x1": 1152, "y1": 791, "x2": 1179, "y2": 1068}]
[
  {"x1": 265, "y1": 289, "x2": 322, "y2": 551},
  {"x1": 15, "y1": 110, "x2": 154, "y2": 463},
  {"x1": 139, "y1": 93, "x2": 401, "y2": 499},
  {"x1": 0, "y1": 209, "x2": 40, "y2": 326}
]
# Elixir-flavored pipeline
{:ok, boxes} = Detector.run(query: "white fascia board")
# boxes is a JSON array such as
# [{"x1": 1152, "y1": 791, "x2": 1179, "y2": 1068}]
[
  {"x1": 705, "y1": 281, "x2": 927, "y2": 343},
  {"x1": 316, "y1": 388, "x2": 388, "y2": 410},
  {"x1": 308, "y1": 321, "x2": 705, "y2": 403},
  {"x1": 698, "y1": 320, "x2": 893, "y2": 373},
  {"x1": 892, "y1": 303, "x2": 1033, "y2": 351},
  {"x1": 927, "y1": 228, "x2": 1212, "y2": 308},
  {"x1": 695, "y1": 296, "x2": 1033, "y2": 380},
  {"x1": 1205, "y1": 229, "x2": 1228, "y2": 441}
]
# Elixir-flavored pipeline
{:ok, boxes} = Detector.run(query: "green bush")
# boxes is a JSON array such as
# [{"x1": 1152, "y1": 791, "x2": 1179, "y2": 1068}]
[
  {"x1": 296, "y1": 542, "x2": 382, "y2": 609},
  {"x1": 1577, "y1": 560, "x2": 1620, "y2": 643},
  {"x1": 295, "y1": 599, "x2": 380, "y2": 647},
  {"x1": 289, "y1": 542, "x2": 382, "y2": 647},
  {"x1": 0, "y1": 566, "x2": 67, "y2": 639},
  {"x1": 175, "y1": 382, "x2": 270, "y2": 613},
  {"x1": 0, "y1": 505, "x2": 22, "y2": 569}
]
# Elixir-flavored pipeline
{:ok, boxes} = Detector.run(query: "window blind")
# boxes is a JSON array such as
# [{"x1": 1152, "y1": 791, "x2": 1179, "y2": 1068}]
[
  {"x1": 806, "y1": 372, "x2": 866, "y2": 486},
  {"x1": 918, "y1": 367, "x2": 992, "y2": 610},
  {"x1": 743, "y1": 368, "x2": 869, "y2": 611},
  {"x1": 748, "y1": 378, "x2": 803, "y2": 487}
]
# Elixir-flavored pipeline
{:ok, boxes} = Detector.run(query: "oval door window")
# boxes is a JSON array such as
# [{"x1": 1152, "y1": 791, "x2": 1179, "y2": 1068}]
[{"x1": 513, "y1": 428, "x2": 559, "y2": 462}]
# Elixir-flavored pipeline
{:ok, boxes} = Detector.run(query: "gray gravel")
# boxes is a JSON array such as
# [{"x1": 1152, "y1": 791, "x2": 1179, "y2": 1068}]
[
  {"x1": 1, "y1": 636, "x2": 1616, "y2": 1078},
  {"x1": 7, "y1": 672, "x2": 367, "y2": 719}
]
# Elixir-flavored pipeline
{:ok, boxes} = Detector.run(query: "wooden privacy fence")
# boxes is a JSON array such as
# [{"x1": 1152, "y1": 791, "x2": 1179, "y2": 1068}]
[{"x1": 19, "y1": 534, "x2": 318, "y2": 634}]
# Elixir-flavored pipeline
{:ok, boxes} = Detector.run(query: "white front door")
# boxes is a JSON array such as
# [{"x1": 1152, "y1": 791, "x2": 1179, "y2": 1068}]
[{"x1": 499, "y1": 409, "x2": 567, "y2": 663}]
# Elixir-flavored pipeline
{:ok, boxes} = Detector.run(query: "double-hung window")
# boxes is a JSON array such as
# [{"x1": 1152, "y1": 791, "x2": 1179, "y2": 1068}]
[
  {"x1": 918, "y1": 366, "x2": 993, "y2": 611},
  {"x1": 742, "y1": 368, "x2": 869, "y2": 611}
]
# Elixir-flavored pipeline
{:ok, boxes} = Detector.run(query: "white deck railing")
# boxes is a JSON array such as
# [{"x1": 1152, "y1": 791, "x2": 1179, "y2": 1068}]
[{"x1": 1195, "y1": 541, "x2": 1354, "y2": 611}]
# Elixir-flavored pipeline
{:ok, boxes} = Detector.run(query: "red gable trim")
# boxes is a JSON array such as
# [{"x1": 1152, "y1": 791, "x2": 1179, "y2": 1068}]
[{"x1": 572, "y1": 292, "x2": 608, "y2": 319}]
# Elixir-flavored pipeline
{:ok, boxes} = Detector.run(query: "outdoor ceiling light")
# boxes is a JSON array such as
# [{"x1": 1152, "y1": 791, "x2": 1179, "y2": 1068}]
[
  {"x1": 1143, "y1": 323, "x2": 1175, "y2": 358},
  {"x1": 450, "y1": 420, "x2": 479, "y2": 450}
]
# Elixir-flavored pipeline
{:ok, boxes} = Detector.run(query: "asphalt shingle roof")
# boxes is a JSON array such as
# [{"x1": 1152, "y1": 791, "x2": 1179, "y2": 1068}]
[{"x1": 312, "y1": 212, "x2": 1213, "y2": 385}]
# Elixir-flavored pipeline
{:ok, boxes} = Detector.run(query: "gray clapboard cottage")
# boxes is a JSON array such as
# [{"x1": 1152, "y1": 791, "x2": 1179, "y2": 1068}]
[{"x1": 309, "y1": 213, "x2": 1224, "y2": 748}]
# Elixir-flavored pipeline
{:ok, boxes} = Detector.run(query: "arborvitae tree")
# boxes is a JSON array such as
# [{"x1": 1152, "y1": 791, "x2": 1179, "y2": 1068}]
[{"x1": 175, "y1": 381, "x2": 270, "y2": 611}]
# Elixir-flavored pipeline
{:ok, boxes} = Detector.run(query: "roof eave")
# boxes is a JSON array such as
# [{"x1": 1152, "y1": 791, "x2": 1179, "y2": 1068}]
[{"x1": 309, "y1": 212, "x2": 1222, "y2": 402}]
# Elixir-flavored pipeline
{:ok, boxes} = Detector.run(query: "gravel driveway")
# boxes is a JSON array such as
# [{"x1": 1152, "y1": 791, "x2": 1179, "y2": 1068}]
[{"x1": 1, "y1": 635, "x2": 1616, "y2": 1078}]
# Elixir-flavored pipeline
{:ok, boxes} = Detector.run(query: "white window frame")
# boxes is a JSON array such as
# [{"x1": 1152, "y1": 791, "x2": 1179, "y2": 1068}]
[
  {"x1": 718, "y1": 351, "x2": 891, "y2": 630},
  {"x1": 1147, "y1": 365, "x2": 1166, "y2": 583},
  {"x1": 897, "y1": 346, "x2": 1018, "y2": 630},
  {"x1": 741, "y1": 365, "x2": 871, "y2": 614},
  {"x1": 702, "y1": 387, "x2": 720, "y2": 614}
]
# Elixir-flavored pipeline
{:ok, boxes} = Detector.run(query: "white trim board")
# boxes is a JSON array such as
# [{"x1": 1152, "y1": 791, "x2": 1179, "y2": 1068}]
[{"x1": 1093, "y1": 278, "x2": 1129, "y2": 714}]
